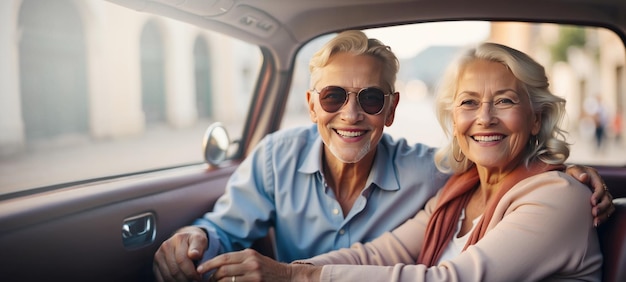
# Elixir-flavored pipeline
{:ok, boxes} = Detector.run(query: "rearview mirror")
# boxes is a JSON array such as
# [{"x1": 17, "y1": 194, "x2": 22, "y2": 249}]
[{"x1": 202, "y1": 122, "x2": 230, "y2": 166}]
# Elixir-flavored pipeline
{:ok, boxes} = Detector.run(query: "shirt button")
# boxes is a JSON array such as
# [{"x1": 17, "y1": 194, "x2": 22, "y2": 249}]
[
  {"x1": 332, "y1": 208, "x2": 339, "y2": 215},
  {"x1": 339, "y1": 229, "x2": 345, "y2": 235}
]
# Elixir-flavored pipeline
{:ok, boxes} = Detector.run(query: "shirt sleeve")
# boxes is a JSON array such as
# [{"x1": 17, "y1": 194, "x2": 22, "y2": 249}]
[
  {"x1": 193, "y1": 135, "x2": 276, "y2": 260},
  {"x1": 298, "y1": 172, "x2": 602, "y2": 282}
]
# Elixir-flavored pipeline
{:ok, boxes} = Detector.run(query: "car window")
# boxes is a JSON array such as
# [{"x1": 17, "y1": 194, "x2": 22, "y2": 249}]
[
  {"x1": 283, "y1": 21, "x2": 626, "y2": 167},
  {"x1": 0, "y1": 1, "x2": 261, "y2": 196}
]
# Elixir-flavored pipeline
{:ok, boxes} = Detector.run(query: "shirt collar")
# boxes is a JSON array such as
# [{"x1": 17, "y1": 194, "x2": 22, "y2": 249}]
[
  {"x1": 369, "y1": 138, "x2": 401, "y2": 192},
  {"x1": 298, "y1": 133, "x2": 400, "y2": 192},
  {"x1": 298, "y1": 135, "x2": 324, "y2": 174}
]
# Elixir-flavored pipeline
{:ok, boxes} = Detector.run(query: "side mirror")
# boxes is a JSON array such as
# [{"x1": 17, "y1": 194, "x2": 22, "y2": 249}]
[{"x1": 202, "y1": 122, "x2": 230, "y2": 166}]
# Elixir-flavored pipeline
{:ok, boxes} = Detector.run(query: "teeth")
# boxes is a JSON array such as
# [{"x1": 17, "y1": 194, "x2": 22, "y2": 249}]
[
  {"x1": 473, "y1": 135, "x2": 503, "y2": 142},
  {"x1": 337, "y1": 130, "x2": 364, "y2": 137}
]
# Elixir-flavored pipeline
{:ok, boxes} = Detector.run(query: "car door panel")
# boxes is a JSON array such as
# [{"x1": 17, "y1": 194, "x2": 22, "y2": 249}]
[{"x1": 0, "y1": 164, "x2": 237, "y2": 282}]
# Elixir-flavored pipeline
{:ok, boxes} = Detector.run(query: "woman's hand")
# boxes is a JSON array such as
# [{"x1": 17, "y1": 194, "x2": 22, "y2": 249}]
[
  {"x1": 198, "y1": 249, "x2": 321, "y2": 282},
  {"x1": 565, "y1": 164, "x2": 615, "y2": 227}
]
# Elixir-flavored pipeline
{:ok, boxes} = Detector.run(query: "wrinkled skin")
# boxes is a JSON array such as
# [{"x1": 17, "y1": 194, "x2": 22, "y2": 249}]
[
  {"x1": 200, "y1": 249, "x2": 319, "y2": 282},
  {"x1": 154, "y1": 226, "x2": 207, "y2": 282}
]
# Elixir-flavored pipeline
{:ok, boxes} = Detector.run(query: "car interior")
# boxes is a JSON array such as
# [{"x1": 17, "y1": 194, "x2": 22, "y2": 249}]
[{"x1": 0, "y1": 0, "x2": 625, "y2": 281}]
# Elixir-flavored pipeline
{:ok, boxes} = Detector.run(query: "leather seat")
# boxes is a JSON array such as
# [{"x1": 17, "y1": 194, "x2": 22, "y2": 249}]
[{"x1": 597, "y1": 198, "x2": 626, "y2": 282}]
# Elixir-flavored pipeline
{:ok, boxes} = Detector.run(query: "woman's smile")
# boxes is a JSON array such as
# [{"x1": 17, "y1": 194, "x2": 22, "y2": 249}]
[{"x1": 471, "y1": 134, "x2": 505, "y2": 143}]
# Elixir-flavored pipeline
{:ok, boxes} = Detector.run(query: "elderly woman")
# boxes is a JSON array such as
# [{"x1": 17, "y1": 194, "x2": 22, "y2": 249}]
[{"x1": 199, "y1": 42, "x2": 603, "y2": 281}]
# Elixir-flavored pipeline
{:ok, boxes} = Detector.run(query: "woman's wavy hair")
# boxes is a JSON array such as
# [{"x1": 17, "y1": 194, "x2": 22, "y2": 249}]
[
  {"x1": 309, "y1": 30, "x2": 399, "y2": 96},
  {"x1": 434, "y1": 42, "x2": 569, "y2": 174}
]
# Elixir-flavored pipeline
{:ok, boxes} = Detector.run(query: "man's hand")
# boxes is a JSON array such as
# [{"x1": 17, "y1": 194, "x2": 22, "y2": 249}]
[
  {"x1": 198, "y1": 249, "x2": 320, "y2": 282},
  {"x1": 565, "y1": 164, "x2": 615, "y2": 227},
  {"x1": 154, "y1": 226, "x2": 209, "y2": 282}
]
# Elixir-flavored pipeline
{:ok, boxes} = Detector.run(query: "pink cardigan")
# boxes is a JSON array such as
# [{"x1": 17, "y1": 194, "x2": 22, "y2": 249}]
[{"x1": 296, "y1": 171, "x2": 603, "y2": 281}]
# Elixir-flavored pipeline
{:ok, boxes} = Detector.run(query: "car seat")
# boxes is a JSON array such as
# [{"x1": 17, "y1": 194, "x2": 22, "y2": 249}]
[{"x1": 597, "y1": 198, "x2": 626, "y2": 282}]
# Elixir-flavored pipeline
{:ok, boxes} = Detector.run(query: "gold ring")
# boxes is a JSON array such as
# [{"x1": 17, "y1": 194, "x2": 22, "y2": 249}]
[{"x1": 232, "y1": 276, "x2": 236, "y2": 282}]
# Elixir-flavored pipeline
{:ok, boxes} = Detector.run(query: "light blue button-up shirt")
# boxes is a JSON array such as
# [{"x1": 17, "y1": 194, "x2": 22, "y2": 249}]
[{"x1": 195, "y1": 125, "x2": 448, "y2": 262}]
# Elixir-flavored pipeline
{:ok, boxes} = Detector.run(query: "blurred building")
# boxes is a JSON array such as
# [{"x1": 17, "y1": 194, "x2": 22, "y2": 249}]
[
  {"x1": 0, "y1": 0, "x2": 259, "y2": 154},
  {"x1": 1, "y1": 1, "x2": 624, "y2": 155},
  {"x1": 490, "y1": 22, "x2": 625, "y2": 139}
]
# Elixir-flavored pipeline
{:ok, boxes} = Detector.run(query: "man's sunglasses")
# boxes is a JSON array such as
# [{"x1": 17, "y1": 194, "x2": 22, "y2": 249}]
[{"x1": 312, "y1": 86, "x2": 392, "y2": 115}]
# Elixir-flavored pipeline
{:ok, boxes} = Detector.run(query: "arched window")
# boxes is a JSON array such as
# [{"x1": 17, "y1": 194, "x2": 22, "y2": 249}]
[
  {"x1": 140, "y1": 20, "x2": 166, "y2": 125},
  {"x1": 18, "y1": 0, "x2": 88, "y2": 141},
  {"x1": 194, "y1": 36, "x2": 213, "y2": 119}
]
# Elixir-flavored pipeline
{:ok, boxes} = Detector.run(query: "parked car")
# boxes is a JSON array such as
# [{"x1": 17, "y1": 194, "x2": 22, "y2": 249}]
[{"x1": 0, "y1": 0, "x2": 624, "y2": 281}]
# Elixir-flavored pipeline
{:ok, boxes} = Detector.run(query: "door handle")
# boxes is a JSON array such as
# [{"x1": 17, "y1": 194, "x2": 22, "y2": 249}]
[{"x1": 122, "y1": 212, "x2": 156, "y2": 249}]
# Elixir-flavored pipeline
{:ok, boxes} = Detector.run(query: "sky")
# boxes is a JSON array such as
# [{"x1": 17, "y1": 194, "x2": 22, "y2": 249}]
[{"x1": 364, "y1": 21, "x2": 491, "y2": 59}]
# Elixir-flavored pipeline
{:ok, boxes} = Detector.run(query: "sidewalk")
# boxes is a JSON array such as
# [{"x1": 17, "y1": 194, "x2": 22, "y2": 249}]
[{"x1": 0, "y1": 123, "x2": 215, "y2": 195}]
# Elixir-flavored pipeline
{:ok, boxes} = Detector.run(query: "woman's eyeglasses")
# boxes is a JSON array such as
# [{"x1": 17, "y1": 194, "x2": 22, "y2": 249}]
[
  {"x1": 312, "y1": 86, "x2": 392, "y2": 115},
  {"x1": 455, "y1": 97, "x2": 520, "y2": 113}
]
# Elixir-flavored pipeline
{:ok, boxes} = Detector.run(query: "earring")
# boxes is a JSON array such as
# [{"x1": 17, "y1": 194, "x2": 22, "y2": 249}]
[
  {"x1": 452, "y1": 138, "x2": 465, "y2": 163},
  {"x1": 529, "y1": 135, "x2": 539, "y2": 150}
]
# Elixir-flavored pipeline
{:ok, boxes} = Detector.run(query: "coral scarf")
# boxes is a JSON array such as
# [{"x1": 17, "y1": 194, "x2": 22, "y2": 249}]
[{"x1": 417, "y1": 161, "x2": 564, "y2": 266}]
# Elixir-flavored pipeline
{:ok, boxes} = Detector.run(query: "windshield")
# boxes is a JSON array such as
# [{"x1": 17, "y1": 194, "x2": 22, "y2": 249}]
[{"x1": 283, "y1": 21, "x2": 626, "y2": 167}]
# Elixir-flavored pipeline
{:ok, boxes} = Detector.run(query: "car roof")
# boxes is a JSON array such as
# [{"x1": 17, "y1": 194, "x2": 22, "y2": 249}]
[{"x1": 107, "y1": 0, "x2": 625, "y2": 69}]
